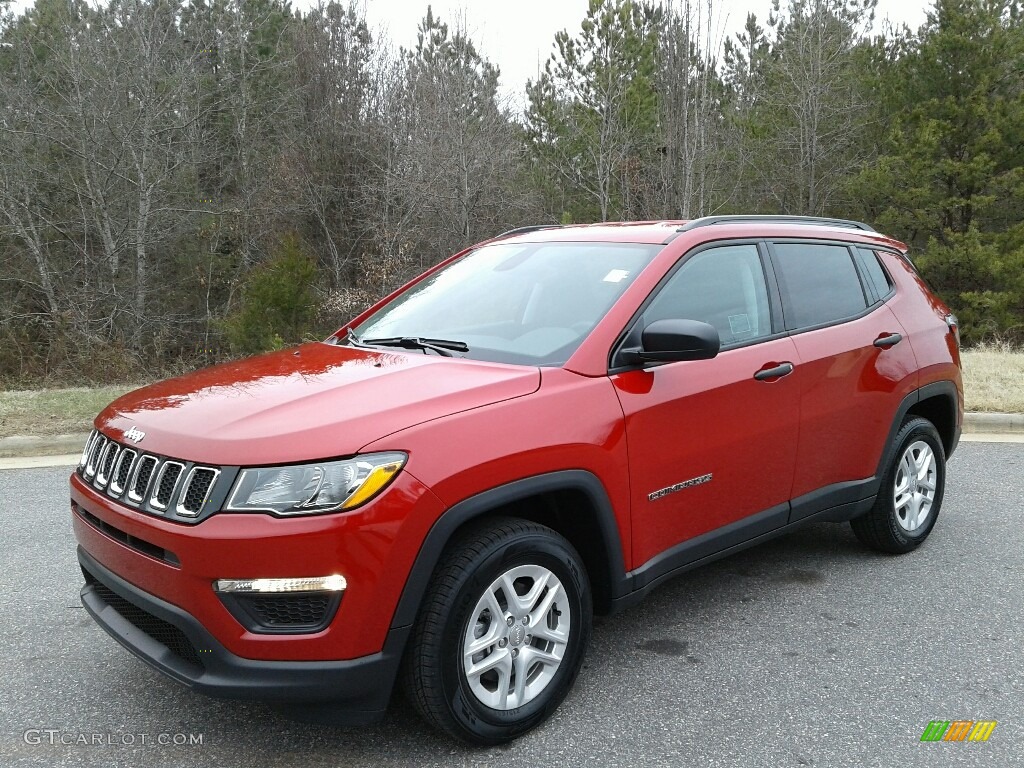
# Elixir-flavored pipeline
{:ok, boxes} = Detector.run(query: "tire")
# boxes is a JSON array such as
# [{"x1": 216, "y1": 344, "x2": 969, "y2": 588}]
[
  {"x1": 402, "y1": 517, "x2": 592, "y2": 745},
  {"x1": 851, "y1": 416, "x2": 946, "y2": 554}
]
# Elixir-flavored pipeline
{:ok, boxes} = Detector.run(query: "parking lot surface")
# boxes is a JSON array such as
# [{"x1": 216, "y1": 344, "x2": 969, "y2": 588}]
[{"x1": 1, "y1": 442, "x2": 1020, "y2": 767}]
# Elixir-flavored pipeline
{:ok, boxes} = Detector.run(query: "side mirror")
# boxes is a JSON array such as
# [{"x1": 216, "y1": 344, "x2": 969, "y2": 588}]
[{"x1": 626, "y1": 319, "x2": 720, "y2": 364}]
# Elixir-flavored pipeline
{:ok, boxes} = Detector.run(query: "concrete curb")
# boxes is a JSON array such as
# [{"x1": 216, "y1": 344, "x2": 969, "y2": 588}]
[
  {"x1": 962, "y1": 412, "x2": 1024, "y2": 434},
  {"x1": 0, "y1": 433, "x2": 91, "y2": 459},
  {"x1": 0, "y1": 412, "x2": 1020, "y2": 460}
]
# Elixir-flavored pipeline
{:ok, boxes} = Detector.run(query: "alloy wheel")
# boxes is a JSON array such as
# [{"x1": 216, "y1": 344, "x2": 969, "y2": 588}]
[
  {"x1": 461, "y1": 564, "x2": 571, "y2": 710},
  {"x1": 893, "y1": 439, "x2": 937, "y2": 533}
]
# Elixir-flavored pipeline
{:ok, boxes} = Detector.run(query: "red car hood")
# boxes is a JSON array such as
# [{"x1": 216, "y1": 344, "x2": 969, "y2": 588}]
[{"x1": 96, "y1": 343, "x2": 541, "y2": 466}]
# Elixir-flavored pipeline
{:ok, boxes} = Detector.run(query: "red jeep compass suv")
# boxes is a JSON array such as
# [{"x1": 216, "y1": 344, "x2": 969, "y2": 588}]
[{"x1": 72, "y1": 216, "x2": 963, "y2": 744}]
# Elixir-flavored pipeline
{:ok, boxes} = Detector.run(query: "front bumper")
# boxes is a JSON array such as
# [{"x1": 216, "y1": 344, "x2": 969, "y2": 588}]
[
  {"x1": 79, "y1": 547, "x2": 408, "y2": 723},
  {"x1": 70, "y1": 469, "x2": 444, "y2": 661}
]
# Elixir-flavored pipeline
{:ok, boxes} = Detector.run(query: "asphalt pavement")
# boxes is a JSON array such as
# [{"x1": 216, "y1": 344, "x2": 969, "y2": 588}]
[{"x1": 1, "y1": 442, "x2": 1021, "y2": 767}]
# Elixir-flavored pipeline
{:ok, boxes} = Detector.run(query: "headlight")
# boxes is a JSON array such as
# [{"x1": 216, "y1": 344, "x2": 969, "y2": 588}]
[{"x1": 225, "y1": 452, "x2": 407, "y2": 515}]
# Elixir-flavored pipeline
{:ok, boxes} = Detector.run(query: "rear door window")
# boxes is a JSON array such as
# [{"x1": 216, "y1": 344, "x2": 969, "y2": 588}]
[{"x1": 771, "y1": 243, "x2": 868, "y2": 331}]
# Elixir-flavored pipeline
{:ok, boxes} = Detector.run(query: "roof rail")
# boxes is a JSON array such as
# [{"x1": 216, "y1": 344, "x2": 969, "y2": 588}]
[
  {"x1": 493, "y1": 224, "x2": 563, "y2": 238},
  {"x1": 678, "y1": 215, "x2": 876, "y2": 233}
]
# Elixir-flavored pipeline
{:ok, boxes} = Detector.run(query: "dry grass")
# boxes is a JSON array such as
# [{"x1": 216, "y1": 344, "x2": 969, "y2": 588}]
[
  {"x1": 0, "y1": 386, "x2": 140, "y2": 438},
  {"x1": 961, "y1": 345, "x2": 1024, "y2": 414}
]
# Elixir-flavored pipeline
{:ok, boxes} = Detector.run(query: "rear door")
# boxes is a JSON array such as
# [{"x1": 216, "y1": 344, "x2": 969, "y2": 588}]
[
  {"x1": 611, "y1": 242, "x2": 801, "y2": 570},
  {"x1": 767, "y1": 240, "x2": 919, "y2": 517}
]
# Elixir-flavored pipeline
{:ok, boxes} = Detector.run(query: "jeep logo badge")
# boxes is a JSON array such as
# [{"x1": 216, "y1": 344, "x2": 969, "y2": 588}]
[{"x1": 124, "y1": 426, "x2": 146, "y2": 444}]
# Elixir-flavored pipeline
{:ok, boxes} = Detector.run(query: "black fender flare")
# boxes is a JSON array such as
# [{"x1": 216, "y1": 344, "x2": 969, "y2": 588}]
[
  {"x1": 875, "y1": 380, "x2": 960, "y2": 482},
  {"x1": 389, "y1": 469, "x2": 629, "y2": 629}
]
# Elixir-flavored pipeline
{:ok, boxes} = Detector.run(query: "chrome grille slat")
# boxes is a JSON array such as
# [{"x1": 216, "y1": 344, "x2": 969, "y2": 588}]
[
  {"x1": 176, "y1": 467, "x2": 220, "y2": 517},
  {"x1": 128, "y1": 455, "x2": 159, "y2": 503},
  {"x1": 79, "y1": 430, "x2": 98, "y2": 469},
  {"x1": 109, "y1": 448, "x2": 137, "y2": 496},
  {"x1": 84, "y1": 435, "x2": 107, "y2": 479},
  {"x1": 150, "y1": 461, "x2": 185, "y2": 511},
  {"x1": 95, "y1": 441, "x2": 119, "y2": 489}
]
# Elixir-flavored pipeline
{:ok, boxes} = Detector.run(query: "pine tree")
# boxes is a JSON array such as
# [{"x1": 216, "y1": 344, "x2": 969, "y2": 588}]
[
  {"x1": 526, "y1": 0, "x2": 661, "y2": 222},
  {"x1": 853, "y1": 0, "x2": 1024, "y2": 342}
]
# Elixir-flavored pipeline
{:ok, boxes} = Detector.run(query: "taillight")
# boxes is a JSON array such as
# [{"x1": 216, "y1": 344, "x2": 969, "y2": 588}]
[{"x1": 945, "y1": 314, "x2": 960, "y2": 349}]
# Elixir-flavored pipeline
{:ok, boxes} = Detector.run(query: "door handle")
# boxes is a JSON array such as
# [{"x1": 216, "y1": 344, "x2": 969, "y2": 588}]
[
  {"x1": 753, "y1": 362, "x2": 794, "y2": 381},
  {"x1": 873, "y1": 332, "x2": 903, "y2": 348}
]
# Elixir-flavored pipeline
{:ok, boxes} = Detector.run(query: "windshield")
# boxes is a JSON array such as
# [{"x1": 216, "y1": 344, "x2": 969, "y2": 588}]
[{"x1": 351, "y1": 241, "x2": 661, "y2": 365}]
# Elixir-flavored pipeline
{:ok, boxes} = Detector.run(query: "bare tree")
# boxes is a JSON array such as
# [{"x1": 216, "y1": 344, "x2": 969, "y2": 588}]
[
  {"x1": 1, "y1": 0, "x2": 222, "y2": 359},
  {"x1": 363, "y1": 8, "x2": 537, "y2": 285},
  {"x1": 654, "y1": 0, "x2": 730, "y2": 218},
  {"x1": 286, "y1": 1, "x2": 374, "y2": 288}
]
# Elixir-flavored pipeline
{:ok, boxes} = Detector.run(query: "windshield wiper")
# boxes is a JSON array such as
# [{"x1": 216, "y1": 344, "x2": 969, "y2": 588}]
[{"x1": 362, "y1": 336, "x2": 469, "y2": 357}]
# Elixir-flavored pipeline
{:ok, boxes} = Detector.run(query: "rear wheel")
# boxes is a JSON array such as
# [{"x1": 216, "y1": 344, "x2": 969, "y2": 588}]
[
  {"x1": 851, "y1": 416, "x2": 946, "y2": 553},
  {"x1": 403, "y1": 517, "x2": 592, "y2": 745}
]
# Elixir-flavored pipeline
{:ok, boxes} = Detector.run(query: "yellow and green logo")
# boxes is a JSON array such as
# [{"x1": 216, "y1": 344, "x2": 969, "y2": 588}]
[{"x1": 920, "y1": 720, "x2": 997, "y2": 742}]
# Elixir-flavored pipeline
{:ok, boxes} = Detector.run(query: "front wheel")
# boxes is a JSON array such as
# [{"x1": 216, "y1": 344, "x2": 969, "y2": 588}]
[
  {"x1": 851, "y1": 416, "x2": 946, "y2": 553},
  {"x1": 402, "y1": 517, "x2": 592, "y2": 745}
]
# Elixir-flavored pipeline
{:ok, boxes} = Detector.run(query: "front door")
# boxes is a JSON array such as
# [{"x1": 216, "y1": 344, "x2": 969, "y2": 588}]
[{"x1": 611, "y1": 243, "x2": 801, "y2": 570}]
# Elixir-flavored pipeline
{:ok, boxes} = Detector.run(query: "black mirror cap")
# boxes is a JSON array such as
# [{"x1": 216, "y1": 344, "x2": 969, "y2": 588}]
[{"x1": 638, "y1": 319, "x2": 720, "y2": 362}]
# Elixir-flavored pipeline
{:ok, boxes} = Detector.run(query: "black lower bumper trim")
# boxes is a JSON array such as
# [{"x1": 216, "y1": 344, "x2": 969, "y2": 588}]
[{"x1": 77, "y1": 546, "x2": 407, "y2": 724}]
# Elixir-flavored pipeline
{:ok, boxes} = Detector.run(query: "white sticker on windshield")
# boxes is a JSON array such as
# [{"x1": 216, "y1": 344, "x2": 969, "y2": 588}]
[{"x1": 603, "y1": 269, "x2": 630, "y2": 283}]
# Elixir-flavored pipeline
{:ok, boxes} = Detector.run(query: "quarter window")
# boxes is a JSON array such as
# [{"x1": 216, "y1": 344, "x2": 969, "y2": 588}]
[
  {"x1": 642, "y1": 244, "x2": 772, "y2": 347},
  {"x1": 772, "y1": 243, "x2": 868, "y2": 330},
  {"x1": 856, "y1": 248, "x2": 894, "y2": 300}
]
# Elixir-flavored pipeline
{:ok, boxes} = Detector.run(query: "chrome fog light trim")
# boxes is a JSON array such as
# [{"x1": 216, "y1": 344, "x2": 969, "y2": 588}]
[{"x1": 213, "y1": 575, "x2": 347, "y2": 593}]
